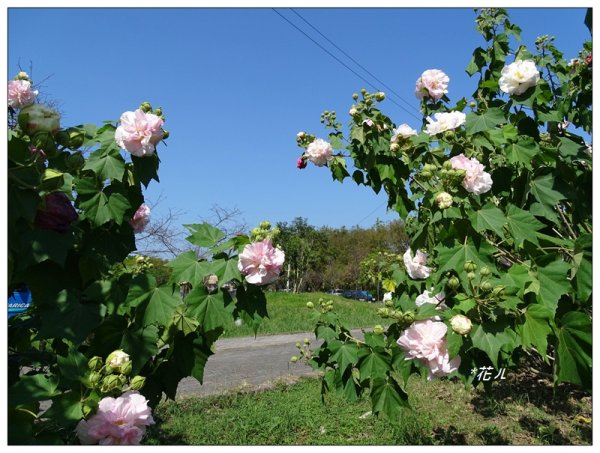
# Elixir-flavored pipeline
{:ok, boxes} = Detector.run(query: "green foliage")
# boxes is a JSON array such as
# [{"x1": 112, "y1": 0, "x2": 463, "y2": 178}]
[{"x1": 296, "y1": 7, "x2": 592, "y2": 421}]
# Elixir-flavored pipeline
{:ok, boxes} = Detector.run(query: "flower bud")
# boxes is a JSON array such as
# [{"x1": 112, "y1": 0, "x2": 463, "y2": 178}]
[
  {"x1": 303, "y1": 338, "x2": 310, "y2": 346},
  {"x1": 373, "y1": 324, "x2": 385, "y2": 335},
  {"x1": 306, "y1": 301, "x2": 314, "y2": 309},
  {"x1": 89, "y1": 371, "x2": 102, "y2": 386},
  {"x1": 469, "y1": 101, "x2": 476, "y2": 108},
  {"x1": 402, "y1": 311, "x2": 415, "y2": 324},
  {"x1": 259, "y1": 220, "x2": 271, "y2": 230},
  {"x1": 464, "y1": 261, "x2": 477, "y2": 273},
  {"x1": 492, "y1": 285, "x2": 505, "y2": 297},
  {"x1": 129, "y1": 375, "x2": 146, "y2": 391},
  {"x1": 88, "y1": 356, "x2": 103, "y2": 371},
  {"x1": 120, "y1": 360, "x2": 133, "y2": 375},
  {"x1": 479, "y1": 266, "x2": 491, "y2": 277},
  {"x1": 18, "y1": 104, "x2": 61, "y2": 136},
  {"x1": 384, "y1": 299, "x2": 394, "y2": 307},
  {"x1": 349, "y1": 107, "x2": 358, "y2": 116},
  {"x1": 375, "y1": 92, "x2": 385, "y2": 101},
  {"x1": 450, "y1": 314, "x2": 472, "y2": 335},
  {"x1": 106, "y1": 350, "x2": 130, "y2": 371},
  {"x1": 139, "y1": 101, "x2": 152, "y2": 112},
  {"x1": 295, "y1": 342, "x2": 301, "y2": 348},
  {"x1": 442, "y1": 160, "x2": 454, "y2": 171},
  {"x1": 297, "y1": 131, "x2": 306, "y2": 139},
  {"x1": 352, "y1": 93, "x2": 359, "y2": 100},
  {"x1": 66, "y1": 152, "x2": 85, "y2": 171},
  {"x1": 447, "y1": 276, "x2": 460, "y2": 290},
  {"x1": 467, "y1": 272, "x2": 476, "y2": 280},
  {"x1": 82, "y1": 403, "x2": 95, "y2": 419},
  {"x1": 389, "y1": 143, "x2": 400, "y2": 153},
  {"x1": 100, "y1": 374, "x2": 122, "y2": 393},
  {"x1": 16, "y1": 71, "x2": 31, "y2": 81},
  {"x1": 162, "y1": 129, "x2": 170, "y2": 139},
  {"x1": 360, "y1": 88, "x2": 367, "y2": 95},
  {"x1": 296, "y1": 156, "x2": 307, "y2": 169},
  {"x1": 365, "y1": 99, "x2": 373, "y2": 106},
  {"x1": 32, "y1": 132, "x2": 58, "y2": 156},
  {"x1": 435, "y1": 192, "x2": 453, "y2": 209},
  {"x1": 377, "y1": 307, "x2": 389, "y2": 317},
  {"x1": 480, "y1": 281, "x2": 493, "y2": 292},
  {"x1": 290, "y1": 356, "x2": 299, "y2": 363},
  {"x1": 154, "y1": 107, "x2": 163, "y2": 116},
  {"x1": 420, "y1": 170, "x2": 432, "y2": 179}
]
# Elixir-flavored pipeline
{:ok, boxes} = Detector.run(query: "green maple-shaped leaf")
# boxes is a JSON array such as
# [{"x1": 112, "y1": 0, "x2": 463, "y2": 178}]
[
  {"x1": 168, "y1": 251, "x2": 211, "y2": 286},
  {"x1": 555, "y1": 312, "x2": 592, "y2": 391},
  {"x1": 535, "y1": 259, "x2": 571, "y2": 315},
  {"x1": 142, "y1": 286, "x2": 181, "y2": 327},
  {"x1": 370, "y1": 377, "x2": 409, "y2": 420},
  {"x1": 465, "y1": 108, "x2": 506, "y2": 135},
  {"x1": 505, "y1": 137, "x2": 540, "y2": 168},
  {"x1": 186, "y1": 288, "x2": 232, "y2": 333},
  {"x1": 470, "y1": 203, "x2": 506, "y2": 238},
  {"x1": 184, "y1": 223, "x2": 225, "y2": 248},
  {"x1": 358, "y1": 350, "x2": 391, "y2": 382},
  {"x1": 505, "y1": 204, "x2": 544, "y2": 247},
  {"x1": 517, "y1": 303, "x2": 553, "y2": 358},
  {"x1": 83, "y1": 151, "x2": 126, "y2": 181},
  {"x1": 330, "y1": 341, "x2": 359, "y2": 373},
  {"x1": 79, "y1": 191, "x2": 131, "y2": 226}
]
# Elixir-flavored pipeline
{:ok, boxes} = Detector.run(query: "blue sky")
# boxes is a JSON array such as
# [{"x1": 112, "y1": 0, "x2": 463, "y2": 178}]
[{"x1": 7, "y1": 7, "x2": 591, "y2": 232}]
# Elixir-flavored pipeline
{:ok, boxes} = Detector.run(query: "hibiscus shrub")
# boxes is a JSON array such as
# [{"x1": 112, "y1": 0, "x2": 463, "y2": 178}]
[
  {"x1": 7, "y1": 75, "x2": 284, "y2": 444},
  {"x1": 294, "y1": 8, "x2": 591, "y2": 420}
]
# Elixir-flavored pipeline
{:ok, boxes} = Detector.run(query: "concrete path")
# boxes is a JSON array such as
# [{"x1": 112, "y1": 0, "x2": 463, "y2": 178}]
[{"x1": 176, "y1": 329, "x2": 363, "y2": 398}]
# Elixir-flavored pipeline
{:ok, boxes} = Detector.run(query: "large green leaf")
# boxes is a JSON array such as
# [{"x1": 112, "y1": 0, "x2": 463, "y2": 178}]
[
  {"x1": 121, "y1": 324, "x2": 159, "y2": 375},
  {"x1": 370, "y1": 377, "x2": 409, "y2": 420},
  {"x1": 132, "y1": 154, "x2": 160, "y2": 188},
  {"x1": 41, "y1": 391, "x2": 83, "y2": 427},
  {"x1": 529, "y1": 172, "x2": 566, "y2": 207},
  {"x1": 168, "y1": 251, "x2": 211, "y2": 286},
  {"x1": 470, "y1": 324, "x2": 518, "y2": 368},
  {"x1": 210, "y1": 258, "x2": 242, "y2": 284},
  {"x1": 8, "y1": 374, "x2": 60, "y2": 406},
  {"x1": 234, "y1": 284, "x2": 268, "y2": 335},
  {"x1": 173, "y1": 333, "x2": 213, "y2": 384},
  {"x1": 57, "y1": 348, "x2": 89, "y2": 383},
  {"x1": 465, "y1": 108, "x2": 505, "y2": 135},
  {"x1": 535, "y1": 259, "x2": 571, "y2": 314},
  {"x1": 172, "y1": 305, "x2": 200, "y2": 335},
  {"x1": 572, "y1": 233, "x2": 592, "y2": 303},
  {"x1": 505, "y1": 137, "x2": 540, "y2": 168},
  {"x1": 330, "y1": 341, "x2": 359, "y2": 373},
  {"x1": 184, "y1": 223, "x2": 226, "y2": 248},
  {"x1": 186, "y1": 288, "x2": 231, "y2": 333},
  {"x1": 469, "y1": 203, "x2": 506, "y2": 238},
  {"x1": 358, "y1": 350, "x2": 391, "y2": 382},
  {"x1": 555, "y1": 312, "x2": 592, "y2": 390},
  {"x1": 126, "y1": 273, "x2": 158, "y2": 307},
  {"x1": 517, "y1": 304, "x2": 553, "y2": 358},
  {"x1": 18, "y1": 229, "x2": 75, "y2": 269},
  {"x1": 142, "y1": 286, "x2": 181, "y2": 327},
  {"x1": 83, "y1": 151, "x2": 126, "y2": 181},
  {"x1": 505, "y1": 204, "x2": 544, "y2": 247},
  {"x1": 79, "y1": 191, "x2": 131, "y2": 226},
  {"x1": 436, "y1": 239, "x2": 495, "y2": 277}
]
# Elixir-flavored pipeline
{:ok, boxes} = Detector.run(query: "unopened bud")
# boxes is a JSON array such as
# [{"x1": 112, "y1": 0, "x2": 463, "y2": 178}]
[
  {"x1": 106, "y1": 350, "x2": 130, "y2": 371},
  {"x1": 375, "y1": 92, "x2": 385, "y2": 101},
  {"x1": 82, "y1": 403, "x2": 95, "y2": 418},
  {"x1": 89, "y1": 371, "x2": 102, "y2": 386},
  {"x1": 467, "y1": 272, "x2": 476, "y2": 280},
  {"x1": 479, "y1": 266, "x2": 491, "y2": 277},
  {"x1": 464, "y1": 261, "x2": 477, "y2": 273},
  {"x1": 384, "y1": 299, "x2": 394, "y2": 307},
  {"x1": 139, "y1": 102, "x2": 152, "y2": 113},
  {"x1": 162, "y1": 129, "x2": 170, "y2": 139},
  {"x1": 100, "y1": 374, "x2": 122, "y2": 393},
  {"x1": 154, "y1": 107, "x2": 163, "y2": 116},
  {"x1": 15, "y1": 71, "x2": 31, "y2": 81},
  {"x1": 421, "y1": 170, "x2": 432, "y2": 179},
  {"x1": 492, "y1": 285, "x2": 505, "y2": 297},
  {"x1": 88, "y1": 356, "x2": 103, "y2": 372},
  {"x1": 259, "y1": 220, "x2": 271, "y2": 230},
  {"x1": 480, "y1": 281, "x2": 493, "y2": 292},
  {"x1": 306, "y1": 301, "x2": 314, "y2": 309},
  {"x1": 402, "y1": 311, "x2": 415, "y2": 324},
  {"x1": 129, "y1": 375, "x2": 146, "y2": 391},
  {"x1": 66, "y1": 152, "x2": 85, "y2": 171},
  {"x1": 290, "y1": 356, "x2": 299, "y2": 363},
  {"x1": 296, "y1": 131, "x2": 306, "y2": 139},
  {"x1": 447, "y1": 276, "x2": 460, "y2": 290},
  {"x1": 373, "y1": 324, "x2": 385, "y2": 335},
  {"x1": 349, "y1": 107, "x2": 358, "y2": 116},
  {"x1": 443, "y1": 160, "x2": 454, "y2": 171},
  {"x1": 360, "y1": 88, "x2": 367, "y2": 95},
  {"x1": 303, "y1": 338, "x2": 310, "y2": 345},
  {"x1": 120, "y1": 360, "x2": 133, "y2": 375},
  {"x1": 435, "y1": 192, "x2": 453, "y2": 209},
  {"x1": 352, "y1": 93, "x2": 359, "y2": 100},
  {"x1": 450, "y1": 314, "x2": 472, "y2": 335}
]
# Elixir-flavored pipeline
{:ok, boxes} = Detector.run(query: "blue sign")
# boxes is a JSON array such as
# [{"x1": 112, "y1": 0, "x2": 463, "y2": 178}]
[{"x1": 8, "y1": 288, "x2": 32, "y2": 319}]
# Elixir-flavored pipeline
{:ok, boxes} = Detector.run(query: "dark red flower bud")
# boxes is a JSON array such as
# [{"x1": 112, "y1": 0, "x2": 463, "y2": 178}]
[
  {"x1": 296, "y1": 156, "x2": 307, "y2": 169},
  {"x1": 585, "y1": 53, "x2": 592, "y2": 66},
  {"x1": 34, "y1": 192, "x2": 78, "y2": 233}
]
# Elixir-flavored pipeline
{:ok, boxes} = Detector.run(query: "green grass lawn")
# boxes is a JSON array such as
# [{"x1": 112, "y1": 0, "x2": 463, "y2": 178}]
[
  {"x1": 145, "y1": 375, "x2": 592, "y2": 446},
  {"x1": 221, "y1": 291, "x2": 382, "y2": 338}
]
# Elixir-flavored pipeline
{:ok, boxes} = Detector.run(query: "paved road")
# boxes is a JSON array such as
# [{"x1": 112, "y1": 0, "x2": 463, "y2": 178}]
[{"x1": 176, "y1": 330, "x2": 362, "y2": 398}]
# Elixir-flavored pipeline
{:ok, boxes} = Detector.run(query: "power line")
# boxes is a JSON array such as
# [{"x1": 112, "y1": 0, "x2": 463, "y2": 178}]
[
  {"x1": 289, "y1": 8, "x2": 421, "y2": 117},
  {"x1": 355, "y1": 199, "x2": 389, "y2": 226},
  {"x1": 272, "y1": 8, "x2": 421, "y2": 121}
]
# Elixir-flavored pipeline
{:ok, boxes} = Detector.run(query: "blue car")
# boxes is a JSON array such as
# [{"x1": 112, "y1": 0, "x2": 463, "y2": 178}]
[{"x1": 342, "y1": 290, "x2": 375, "y2": 302}]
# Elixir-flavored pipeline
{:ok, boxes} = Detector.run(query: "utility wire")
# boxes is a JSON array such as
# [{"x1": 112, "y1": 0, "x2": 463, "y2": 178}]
[
  {"x1": 272, "y1": 8, "x2": 421, "y2": 121},
  {"x1": 355, "y1": 199, "x2": 389, "y2": 226},
  {"x1": 289, "y1": 8, "x2": 422, "y2": 116}
]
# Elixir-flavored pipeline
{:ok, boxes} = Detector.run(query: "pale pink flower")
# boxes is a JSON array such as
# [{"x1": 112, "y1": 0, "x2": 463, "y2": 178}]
[
  {"x1": 305, "y1": 138, "x2": 333, "y2": 167},
  {"x1": 397, "y1": 319, "x2": 460, "y2": 380},
  {"x1": 415, "y1": 69, "x2": 449, "y2": 101},
  {"x1": 8, "y1": 79, "x2": 38, "y2": 109},
  {"x1": 76, "y1": 391, "x2": 154, "y2": 445},
  {"x1": 415, "y1": 290, "x2": 447, "y2": 310},
  {"x1": 403, "y1": 248, "x2": 431, "y2": 279},
  {"x1": 450, "y1": 153, "x2": 493, "y2": 195},
  {"x1": 115, "y1": 109, "x2": 164, "y2": 157},
  {"x1": 130, "y1": 204, "x2": 151, "y2": 233},
  {"x1": 425, "y1": 111, "x2": 466, "y2": 135},
  {"x1": 391, "y1": 124, "x2": 418, "y2": 142},
  {"x1": 238, "y1": 237, "x2": 285, "y2": 285},
  {"x1": 499, "y1": 60, "x2": 540, "y2": 96}
]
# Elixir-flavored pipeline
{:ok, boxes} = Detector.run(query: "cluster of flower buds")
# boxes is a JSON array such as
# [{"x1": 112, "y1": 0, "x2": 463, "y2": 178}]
[
  {"x1": 349, "y1": 89, "x2": 385, "y2": 116},
  {"x1": 376, "y1": 306, "x2": 415, "y2": 328},
  {"x1": 250, "y1": 220, "x2": 280, "y2": 242},
  {"x1": 56, "y1": 127, "x2": 86, "y2": 150},
  {"x1": 291, "y1": 336, "x2": 312, "y2": 364},
  {"x1": 86, "y1": 350, "x2": 146, "y2": 397},
  {"x1": 304, "y1": 297, "x2": 334, "y2": 314},
  {"x1": 132, "y1": 255, "x2": 154, "y2": 275},
  {"x1": 296, "y1": 130, "x2": 316, "y2": 150},
  {"x1": 320, "y1": 110, "x2": 342, "y2": 130}
]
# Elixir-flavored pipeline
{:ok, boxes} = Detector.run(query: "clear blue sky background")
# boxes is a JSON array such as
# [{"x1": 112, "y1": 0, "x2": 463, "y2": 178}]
[{"x1": 7, "y1": 7, "x2": 591, "y2": 232}]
